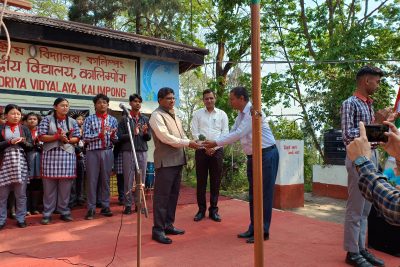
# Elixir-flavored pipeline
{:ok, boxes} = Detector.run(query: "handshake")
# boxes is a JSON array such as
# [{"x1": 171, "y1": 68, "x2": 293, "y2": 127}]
[{"x1": 188, "y1": 134, "x2": 219, "y2": 153}]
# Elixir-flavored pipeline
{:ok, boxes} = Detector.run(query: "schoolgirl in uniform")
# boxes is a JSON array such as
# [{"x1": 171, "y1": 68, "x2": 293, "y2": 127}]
[
  {"x1": 23, "y1": 112, "x2": 43, "y2": 215},
  {"x1": 38, "y1": 98, "x2": 80, "y2": 224},
  {"x1": 0, "y1": 104, "x2": 33, "y2": 229}
]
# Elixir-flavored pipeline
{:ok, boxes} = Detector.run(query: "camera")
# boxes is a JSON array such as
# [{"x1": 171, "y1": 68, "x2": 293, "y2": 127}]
[{"x1": 365, "y1": 124, "x2": 389, "y2": 142}]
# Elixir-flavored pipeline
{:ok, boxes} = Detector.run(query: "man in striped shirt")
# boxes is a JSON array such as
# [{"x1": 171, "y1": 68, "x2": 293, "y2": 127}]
[
  {"x1": 83, "y1": 94, "x2": 118, "y2": 220},
  {"x1": 340, "y1": 66, "x2": 384, "y2": 267}
]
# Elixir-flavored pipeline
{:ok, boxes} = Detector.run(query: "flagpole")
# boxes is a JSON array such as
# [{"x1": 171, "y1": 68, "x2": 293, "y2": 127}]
[{"x1": 250, "y1": 1, "x2": 264, "y2": 266}]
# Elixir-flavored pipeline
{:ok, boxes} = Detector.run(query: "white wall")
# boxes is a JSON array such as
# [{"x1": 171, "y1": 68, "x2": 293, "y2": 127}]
[
  {"x1": 313, "y1": 165, "x2": 347, "y2": 186},
  {"x1": 276, "y1": 140, "x2": 304, "y2": 185}
]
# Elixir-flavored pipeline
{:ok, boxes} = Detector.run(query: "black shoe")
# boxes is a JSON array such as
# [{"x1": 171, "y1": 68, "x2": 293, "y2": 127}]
[
  {"x1": 0, "y1": 223, "x2": 5, "y2": 230},
  {"x1": 8, "y1": 212, "x2": 16, "y2": 219},
  {"x1": 246, "y1": 233, "x2": 269, "y2": 244},
  {"x1": 165, "y1": 226, "x2": 185, "y2": 235},
  {"x1": 209, "y1": 212, "x2": 221, "y2": 222},
  {"x1": 85, "y1": 209, "x2": 95, "y2": 220},
  {"x1": 238, "y1": 230, "x2": 254, "y2": 239},
  {"x1": 123, "y1": 206, "x2": 132, "y2": 215},
  {"x1": 60, "y1": 214, "x2": 74, "y2": 222},
  {"x1": 17, "y1": 221, "x2": 27, "y2": 228},
  {"x1": 194, "y1": 211, "x2": 205, "y2": 222},
  {"x1": 100, "y1": 207, "x2": 113, "y2": 217},
  {"x1": 41, "y1": 216, "x2": 52, "y2": 225},
  {"x1": 346, "y1": 252, "x2": 374, "y2": 267},
  {"x1": 118, "y1": 199, "x2": 124, "y2": 206},
  {"x1": 31, "y1": 210, "x2": 40, "y2": 215},
  {"x1": 152, "y1": 232, "x2": 172, "y2": 244},
  {"x1": 360, "y1": 249, "x2": 385, "y2": 266}
]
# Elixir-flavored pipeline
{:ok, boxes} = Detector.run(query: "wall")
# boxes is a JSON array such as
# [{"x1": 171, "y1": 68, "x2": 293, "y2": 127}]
[
  {"x1": 312, "y1": 165, "x2": 348, "y2": 199},
  {"x1": 274, "y1": 140, "x2": 305, "y2": 209}
]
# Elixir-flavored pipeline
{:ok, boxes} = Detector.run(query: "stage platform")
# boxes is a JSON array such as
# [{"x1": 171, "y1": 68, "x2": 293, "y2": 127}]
[{"x1": 0, "y1": 187, "x2": 398, "y2": 267}]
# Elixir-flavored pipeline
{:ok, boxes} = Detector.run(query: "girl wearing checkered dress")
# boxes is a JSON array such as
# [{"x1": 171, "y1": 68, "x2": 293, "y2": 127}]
[
  {"x1": 0, "y1": 104, "x2": 33, "y2": 229},
  {"x1": 23, "y1": 112, "x2": 43, "y2": 215},
  {"x1": 38, "y1": 98, "x2": 80, "y2": 225}
]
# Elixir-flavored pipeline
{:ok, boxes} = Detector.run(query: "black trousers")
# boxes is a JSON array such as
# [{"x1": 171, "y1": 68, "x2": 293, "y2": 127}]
[
  {"x1": 152, "y1": 165, "x2": 183, "y2": 234},
  {"x1": 195, "y1": 148, "x2": 223, "y2": 214}
]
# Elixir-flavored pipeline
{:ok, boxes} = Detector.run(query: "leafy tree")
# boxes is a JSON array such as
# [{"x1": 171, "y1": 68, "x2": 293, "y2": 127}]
[
  {"x1": 30, "y1": 0, "x2": 70, "y2": 19},
  {"x1": 68, "y1": 0, "x2": 124, "y2": 28},
  {"x1": 260, "y1": 0, "x2": 399, "y2": 162},
  {"x1": 197, "y1": 0, "x2": 254, "y2": 98}
]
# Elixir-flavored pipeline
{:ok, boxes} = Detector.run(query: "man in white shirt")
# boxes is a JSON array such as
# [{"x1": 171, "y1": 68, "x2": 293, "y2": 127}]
[
  {"x1": 191, "y1": 89, "x2": 229, "y2": 222},
  {"x1": 204, "y1": 86, "x2": 279, "y2": 244}
]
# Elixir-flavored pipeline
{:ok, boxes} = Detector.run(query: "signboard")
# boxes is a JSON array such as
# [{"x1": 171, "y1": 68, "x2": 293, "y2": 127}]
[{"x1": 0, "y1": 41, "x2": 136, "y2": 101}]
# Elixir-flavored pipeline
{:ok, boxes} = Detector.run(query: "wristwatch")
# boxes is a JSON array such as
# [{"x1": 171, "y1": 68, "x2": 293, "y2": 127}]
[{"x1": 354, "y1": 156, "x2": 369, "y2": 167}]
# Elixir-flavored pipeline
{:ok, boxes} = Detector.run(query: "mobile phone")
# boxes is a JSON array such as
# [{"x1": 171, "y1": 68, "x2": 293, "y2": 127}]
[{"x1": 365, "y1": 124, "x2": 389, "y2": 142}]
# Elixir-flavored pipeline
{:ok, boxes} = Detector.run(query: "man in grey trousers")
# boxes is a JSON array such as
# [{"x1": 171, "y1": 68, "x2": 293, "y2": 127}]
[
  {"x1": 83, "y1": 94, "x2": 118, "y2": 220},
  {"x1": 149, "y1": 87, "x2": 200, "y2": 244},
  {"x1": 340, "y1": 66, "x2": 385, "y2": 267}
]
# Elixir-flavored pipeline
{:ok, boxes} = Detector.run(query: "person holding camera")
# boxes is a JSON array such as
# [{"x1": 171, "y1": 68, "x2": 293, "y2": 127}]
[
  {"x1": 347, "y1": 121, "x2": 400, "y2": 226},
  {"x1": 340, "y1": 66, "x2": 385, "y2": 267}
]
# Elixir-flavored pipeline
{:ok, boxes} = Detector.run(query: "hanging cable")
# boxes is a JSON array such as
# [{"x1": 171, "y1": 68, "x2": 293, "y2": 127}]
[
  {"x1": 203, "y1": 58, "x2": 400, "y2": 66},
  {"x1": 0, "y1": 0, "x2": 11, "y2": 63}
]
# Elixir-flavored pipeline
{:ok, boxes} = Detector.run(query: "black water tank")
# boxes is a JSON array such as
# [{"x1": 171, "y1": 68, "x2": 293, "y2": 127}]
[{"x1": 324, "y1": 129, "x2": 346, "y2": 165}]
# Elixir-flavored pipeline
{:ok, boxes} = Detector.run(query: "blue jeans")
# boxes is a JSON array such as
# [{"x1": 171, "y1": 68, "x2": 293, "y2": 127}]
[{"x1": 246, "y1": 146, "x2": 279, "y2": 234}]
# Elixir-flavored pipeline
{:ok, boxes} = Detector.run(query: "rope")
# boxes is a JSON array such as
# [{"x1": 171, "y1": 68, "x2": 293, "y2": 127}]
[{"x1": 0, "y1": 0, "x2": 11, "y2": 63}]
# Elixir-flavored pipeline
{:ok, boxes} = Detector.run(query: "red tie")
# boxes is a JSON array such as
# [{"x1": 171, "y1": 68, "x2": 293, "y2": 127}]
[
  {"x1": 96, "y1": 113, "x2": 108, "y2": 148},
  {"x1": 6, "y1": 122, "x2": 18, "y2": 133}
]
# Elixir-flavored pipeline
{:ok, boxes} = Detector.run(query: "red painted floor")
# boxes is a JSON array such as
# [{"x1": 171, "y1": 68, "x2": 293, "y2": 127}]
[{"x1": 0, "y1": 187, "x2": 399, "y2": 267}]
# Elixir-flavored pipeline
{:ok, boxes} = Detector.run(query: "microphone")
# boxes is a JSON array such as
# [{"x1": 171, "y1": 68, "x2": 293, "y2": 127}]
[{"x1": 119, "y1": 103, "x2": 132, "y2": 119}]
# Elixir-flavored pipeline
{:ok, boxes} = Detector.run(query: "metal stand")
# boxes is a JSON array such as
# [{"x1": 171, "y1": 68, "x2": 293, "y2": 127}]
[{"x1": 125, "y1": 115, "x2": 148, "y2": 267}]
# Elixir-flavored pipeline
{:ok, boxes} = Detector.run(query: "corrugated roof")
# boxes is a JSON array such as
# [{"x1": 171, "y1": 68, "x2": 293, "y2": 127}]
[{"x1": 3, "y1": 11, "x2": 208, "y2": 56}]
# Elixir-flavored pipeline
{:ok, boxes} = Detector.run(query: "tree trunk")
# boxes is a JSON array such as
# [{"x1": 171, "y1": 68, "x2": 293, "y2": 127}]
[
  {"x1": 135, "y1": 12, "x2": 141, "y2": 34},
  {"x1": 215, "y1": 41, "x2": 227, "y2": 97}
]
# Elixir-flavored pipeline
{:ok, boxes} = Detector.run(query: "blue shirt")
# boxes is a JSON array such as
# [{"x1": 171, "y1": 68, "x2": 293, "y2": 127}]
[
  {"x1": 83, "y1": 114, "x2": 118, "y2": 151},
  {"x1": 216, "y1": 102, "x2": 275, "y2": 155},
  {"x1": 383, "y1": 168, "x2": 400, "y2": 186}
]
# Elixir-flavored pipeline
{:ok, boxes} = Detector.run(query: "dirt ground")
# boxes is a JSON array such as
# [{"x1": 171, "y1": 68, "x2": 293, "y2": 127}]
[{"x1": 286, "y1": 193, "x2": 346, "y2": 224}]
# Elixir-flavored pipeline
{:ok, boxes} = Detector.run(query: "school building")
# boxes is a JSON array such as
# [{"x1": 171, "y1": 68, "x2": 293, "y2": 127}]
[{"x1": 0, "y1": 10, "x2": 208, "y2": 161}]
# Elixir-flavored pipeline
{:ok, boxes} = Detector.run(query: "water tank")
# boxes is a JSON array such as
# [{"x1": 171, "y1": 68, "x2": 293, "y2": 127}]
[{"x1": 324, "y1": 129, "x2": 346, "y2": 165}]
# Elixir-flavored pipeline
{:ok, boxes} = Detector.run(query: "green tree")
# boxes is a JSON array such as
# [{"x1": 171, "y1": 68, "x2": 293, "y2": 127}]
[
  {"x1": 30, "y1": 0, "x2": 70, "y2": 19},
  {"x1": 260, "y1": 0, "x2": 399, "y2": 162},
  {"x1": 68, "y1": 0, "x2": 124, "y2": 28},
  {"x1": 197, "y1": 0, "x2": 254, "y2": 97}
]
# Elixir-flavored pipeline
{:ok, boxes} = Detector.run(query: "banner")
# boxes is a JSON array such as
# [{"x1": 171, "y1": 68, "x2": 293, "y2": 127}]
[{"x1": 0, "y1": 41, "x2": 136, "y2": 101}]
